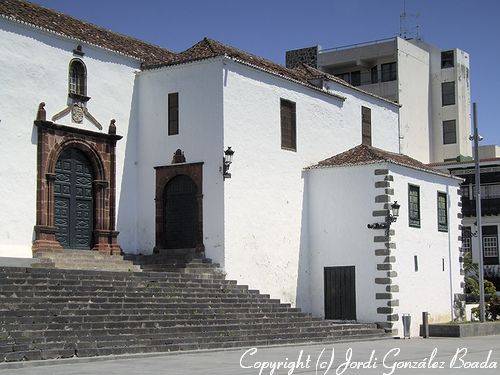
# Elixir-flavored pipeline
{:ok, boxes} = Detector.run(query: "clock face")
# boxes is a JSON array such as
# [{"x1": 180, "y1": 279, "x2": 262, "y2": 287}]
[{"x1": 71, "y1": 103, "x2": 84, "y2": 124}]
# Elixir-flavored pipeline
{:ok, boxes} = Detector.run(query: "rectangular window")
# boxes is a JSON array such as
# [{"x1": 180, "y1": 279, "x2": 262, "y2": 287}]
[
  {"x1": 414, "y1": 255, "x2": 419, "y2": 272},
  {"x1": 437, "y1": 192, "x2": 448, "y2": 232},
  {"x1": 408, "y1": 184, "x2": 421, "y2": 228},
  {"x1": 381, "y1": 62, "x2": 397, "y2": 82},
  {"x1": 483, "y1": 226, "x2": 499, "y2": 265},
  {"x1": 168, "y1": 92, "x2": 179, "y2": 135},
  {"x1": 442, "y1": 258, "x2": 445, "y2": 272},
  {"x1": 280, "y1": 99, "x2": 296, "y2": 151},
  {"x1": 351, "y1": 71, "x2": 361, "y2": 86},
  {"x1": 443, "y1": 120, "x2": 457, "y2": 145},
  {"x1": 336, "y1": 72, "x2": 350, "y2": 83},
  {"x1": 462, "y1": 226, "x2": 472, "y2": 254},
  {"x1": 371, "y1": 66, "x2": 378, "y2": 84},
  {"x1": 361, "y1": 106, "x2": 372, "y2": 146},
  {"x1": 441, "y1": 82, "x2": 455, "y2": 106},
  {"x1": 441, "y1": 50, "x2": 454, "y2": 69}
]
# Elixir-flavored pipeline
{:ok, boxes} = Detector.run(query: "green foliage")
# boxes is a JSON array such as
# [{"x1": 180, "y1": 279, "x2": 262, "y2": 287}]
[{"x1": 464, "y1": 251, "x2": 498, "y2": 321}]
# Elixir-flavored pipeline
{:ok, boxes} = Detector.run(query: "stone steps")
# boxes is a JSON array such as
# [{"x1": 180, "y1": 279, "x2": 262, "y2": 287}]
[{"x1": 0, "y1": 263, "x2": 387, "y2": 362}]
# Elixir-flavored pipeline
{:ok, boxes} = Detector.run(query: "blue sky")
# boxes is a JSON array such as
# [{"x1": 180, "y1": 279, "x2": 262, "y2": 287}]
[{"x1": 32, "y1": 0, "x2": 499, "y2": 145}]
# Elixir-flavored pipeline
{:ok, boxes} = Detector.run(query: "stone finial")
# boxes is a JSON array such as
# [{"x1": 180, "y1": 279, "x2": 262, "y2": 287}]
[
  {"x1": 36, "y1": 102, "x2": 46, "y2": 121},
  {"x1": 108, "y1": 119, "x2": 116, "y2": 135},
  {"x1": 172, "y1": 149, "x2": 186, "y2": 164}
]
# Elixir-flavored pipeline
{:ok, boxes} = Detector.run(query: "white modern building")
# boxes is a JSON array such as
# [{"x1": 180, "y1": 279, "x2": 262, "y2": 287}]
[
  {"x1": 431, "y1": 145, "x2": 500, "y2": 291},
  {"x1": 0, "y1": 0, "x2": 464, "y2": 336},
  {"x1": 286, "y1": 37, "x2": 473, "y2": 164}
]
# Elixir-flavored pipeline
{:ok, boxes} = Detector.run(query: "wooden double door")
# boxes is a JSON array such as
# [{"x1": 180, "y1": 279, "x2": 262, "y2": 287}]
[{"x1": 54, "y1": 148, "x2": 94, "y2": 249}]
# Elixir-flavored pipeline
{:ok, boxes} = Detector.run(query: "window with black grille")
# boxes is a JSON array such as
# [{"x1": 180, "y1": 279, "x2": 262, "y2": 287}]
[
  {"x1": 168, "y1": 93, "x2": 179, "y2": 135},
  {"x1": 441, "y1": 50, "x2": 454, "y2": 69},
  {"x1": 280, "y1": 99, "x2": 296, "y2": 151},
  {"x1": 437, "y1": 192, "x2": 448, "y2": 232},
  {"x1": 361, "y1": 106, "x2": 372, "y2": 146},
  {"x1": 408, "y1": 184, "x2": 421, "y2": 228},
  {"x1": 443, "y1": 120, "x2": 457, "y2": 144},
  {"x1": 442, "y1": 82, "x2": 455, "y2": 106},
  {"x1": 68, "y1": 59, "x2": 86, "y2": 97},
  {"x1": 381, "y1": 62, "x2": 397, "y2": 82}
]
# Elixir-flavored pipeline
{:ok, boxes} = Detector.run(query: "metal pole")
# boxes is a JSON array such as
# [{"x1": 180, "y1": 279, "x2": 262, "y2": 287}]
[{"x1": 472, "y1": 102, "x2": 486, "y2": 322}]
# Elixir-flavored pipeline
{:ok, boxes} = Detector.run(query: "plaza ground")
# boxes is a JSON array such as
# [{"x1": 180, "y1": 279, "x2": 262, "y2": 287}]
[{"x1": 1, "y1": 335, "x2": 499, "y2": 375}]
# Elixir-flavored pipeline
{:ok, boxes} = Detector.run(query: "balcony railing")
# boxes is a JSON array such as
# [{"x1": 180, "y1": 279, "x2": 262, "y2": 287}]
[{"x1": 461, "y1": 183, "x2": 500, "y2": 200}]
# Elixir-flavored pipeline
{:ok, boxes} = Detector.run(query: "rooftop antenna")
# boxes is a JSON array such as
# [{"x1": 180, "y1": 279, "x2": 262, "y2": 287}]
[{"x1": 399, "y1": 0, "x2": 421, "y2": 40}]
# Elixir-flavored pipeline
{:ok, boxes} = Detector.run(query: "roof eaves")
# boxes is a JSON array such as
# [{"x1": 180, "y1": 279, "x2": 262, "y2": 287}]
[
  {"x1": 224, "y1": 56, "x2": 346, "y2": 101},
  {"x1": 0, "y1": 13, "x2": 143, "y2": 62},
  {"x1": 306, "y1": 158, "x2": 462, "y2": 181}
]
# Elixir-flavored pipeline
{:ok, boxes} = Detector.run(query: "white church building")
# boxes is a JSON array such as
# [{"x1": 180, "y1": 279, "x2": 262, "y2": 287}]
[{"x1": 0, "y1": 0, "x2": 464, "y2": 336}]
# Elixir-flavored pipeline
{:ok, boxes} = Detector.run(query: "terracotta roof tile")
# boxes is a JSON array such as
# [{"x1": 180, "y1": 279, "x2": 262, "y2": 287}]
[
  {"x1": 307, "y1": 144, "x2": 458, "y2": 179},
  {"x1": 143, "y1": 38, "x2": 346, "y2": 100},
  {"x1": 0, "y1": 0, "x2": 175, "y2": 63}
]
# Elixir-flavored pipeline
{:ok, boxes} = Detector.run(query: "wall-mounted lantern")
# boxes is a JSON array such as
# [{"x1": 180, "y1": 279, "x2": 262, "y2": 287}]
[
  {"x1": 367, "y1": 201, "x2": 400, "y2": 234},
  {"x1": 223, "y1": 147, "x2": 235, "y2": 179}
]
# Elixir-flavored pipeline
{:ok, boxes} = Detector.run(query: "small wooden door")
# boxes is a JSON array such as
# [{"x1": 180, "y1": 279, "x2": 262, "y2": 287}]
[
  {"x1": 324, "y1": 266, "x2": 356, "y2": 320},
  {"x1": 54, "y1": 148, "x2": 94, "y2": 249}
]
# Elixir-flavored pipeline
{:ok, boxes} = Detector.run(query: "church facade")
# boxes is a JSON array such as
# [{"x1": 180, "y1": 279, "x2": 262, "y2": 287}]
[{"x1": 0, "y1": 0, "x2": 463, "y2": 336}]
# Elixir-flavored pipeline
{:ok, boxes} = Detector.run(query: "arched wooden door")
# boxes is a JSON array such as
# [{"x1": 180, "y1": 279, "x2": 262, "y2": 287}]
[
  {"x1": 163, "y1": 175, "x2": 198, "y2": 249},
  {"x1": 54, "y1": 148, "x2": 94, "y2": 249}
]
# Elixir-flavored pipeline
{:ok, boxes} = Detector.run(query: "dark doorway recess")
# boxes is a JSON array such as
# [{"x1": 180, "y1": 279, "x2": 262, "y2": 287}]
[
  {"x1": 54, "y1": 148, "x2": 94, "y2": 249},
  {"x1": 163, "y1": 175, "x2": 198, "y2": 249},
  {"x1": 324, "y1": 266, "x2": 357, "y2": 320}
]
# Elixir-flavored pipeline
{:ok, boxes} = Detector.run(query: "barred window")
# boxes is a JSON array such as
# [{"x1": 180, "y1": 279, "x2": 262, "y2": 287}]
[
  {"x1": 483, "y1": 226, "x2": 499, "y2": 265},
  {"x1": 408, "y1": 185, "x2": 420, "y2": 228},
  {"x1": 483, "y1": 236, "x2": 498, "y2": 258},
  {"x1": 441, "y1": 50, "x2": 454, "y2": 69},
  {"x1": 462, "y1": 226, "x2": 472, "y2": 254},
  {"x1": 68, "y1": 59, "x2": 86, "y2": 97},
  {"x1": 442, "y1": 82, "x2": 455, "y2": 106},
  {"x1": 168, "y1": 93, "x2": 179, "y2": 135},
  {"x1": 381, "y1": 62, "x2": 397, "y2": 82},
  {"x1": 280, "y1": 99, "x2": 296, "y2": 151},
  {"x1": 361, "y1": 106, "x2": 372, "y2": 146},
  {"x1": 437, "y1": 192, "x2": 448, "y2": 232},
  {"x1": 443, "y1": 120, "x2": 457, "y2": 145}
]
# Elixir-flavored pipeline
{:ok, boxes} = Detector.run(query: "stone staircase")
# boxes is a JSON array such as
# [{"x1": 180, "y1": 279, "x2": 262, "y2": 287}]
[
  {"x1": 0, "y1": 254, "x2": 388, "y2": 362},
  {"x1": 34, "y1": 250, "x2": 141, "y2": 272}
]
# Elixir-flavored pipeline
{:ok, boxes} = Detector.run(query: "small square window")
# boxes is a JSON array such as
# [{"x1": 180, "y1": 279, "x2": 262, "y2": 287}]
[{"x1": 441, "y1": 50, "x2": 454, "y2": 69}]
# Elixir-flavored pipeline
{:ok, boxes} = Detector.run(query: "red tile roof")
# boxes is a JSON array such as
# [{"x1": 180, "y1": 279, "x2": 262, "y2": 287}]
[
  {"x1": 143, "y1": 38, "x2": 346, "y2": 100},
  {"x1": 0, "y1": 1, "x2": 397, "y2": 104},
  {"x1": 0, "y1": 0, "x2": 175, "y2": 63},
  {"x1": 307, "y1": 144, "x2": 458, "y2": 179}
]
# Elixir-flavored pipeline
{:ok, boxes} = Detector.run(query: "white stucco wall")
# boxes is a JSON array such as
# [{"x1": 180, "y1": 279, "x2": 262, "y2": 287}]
[
  {"x1": 305, "y1": 161, "x2": 462, "y2": 337},
  {"x1": 397, "y1": 38, "x2": 431, "y2": 163},
  {"x1": 0, "y1": 18, "x2": 139, "y2": 257},
  {"x1": 221, "y1": 59, "x2": 400, "y2": 306},
  {"x1": 135, "y1": 59, "x2": 225, "y2": 262},
  {"x1": 306, "y1": 164, "x2": 380, "y2": 321},
  {"x1": 389, "y1": 164, "x2": 462, "y2": 336}
]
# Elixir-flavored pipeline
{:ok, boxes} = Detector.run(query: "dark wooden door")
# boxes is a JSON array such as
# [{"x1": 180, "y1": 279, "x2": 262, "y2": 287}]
[
  {"x1": 54, "y1": 148, "x2": 93, "y2": 249},
  {"x1": 163, "y1": 175, "x2": 198, "y2": 249},
  {"x1": 324, "y1": 266, "x2": 356, "y2": 320}
]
